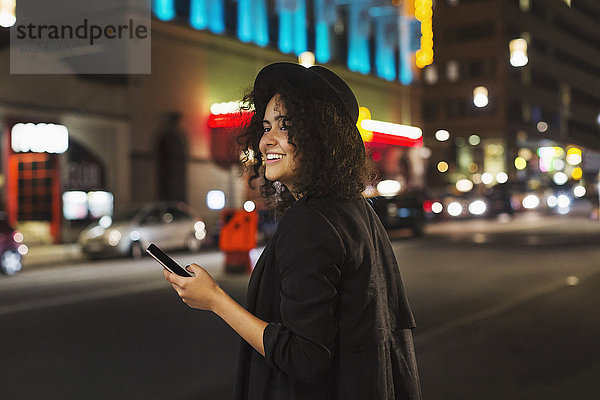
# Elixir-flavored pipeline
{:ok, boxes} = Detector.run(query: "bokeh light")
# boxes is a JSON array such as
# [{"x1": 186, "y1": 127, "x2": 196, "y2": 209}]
[
  {"x1": 573, "y1": 186, "x2": 586, "y2": 198},
  {"x1": 435, "y1": 129, "x2": 450, "y2": 141},
  {"x1": 514, "y1": 157, "x2": 527, "y2": 170},
  {"x1": 522, "y1": 194, "x2": 540, "y2": 209},
  {"x1": 447, "y1": 202, "x2": 463, "y2": 217},
  {"x1": 481, "y1": 173, "x2": 494, "y2": 185},
  {"x1": 496, "y1": 172, "x2": 508, "y2": 184},
  {"x1": 553, "y1": 172, "x2": 568, "y2": 185}
]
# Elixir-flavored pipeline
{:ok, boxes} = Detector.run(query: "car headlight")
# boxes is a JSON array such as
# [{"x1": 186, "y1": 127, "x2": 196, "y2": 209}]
[
  {"x1": 557, "y1": 195, "x2": 570, "y2": 208},
  {"x1": 194, "y1": 221, "x2": 206, "y2": 232},
  {"x1": 522, "y1": 195, "x2": 540, "y2": 209},
  {"x1": 107, "y1": 230, "x2": 122, "y2": 246},
  {"x1": 194, "y1": 221, "x2": 206, "y2": 240},
  {"x1": 468, "y1": 200, "x2": 487, "y2": 215},
  {"x1": 447, "y1": 202, "x2": 462, "y2": 217}
]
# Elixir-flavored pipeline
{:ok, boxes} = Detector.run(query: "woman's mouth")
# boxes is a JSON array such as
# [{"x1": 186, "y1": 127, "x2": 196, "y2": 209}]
[{"x1": 265, "y1": 153, "x2": 286, "y2": 164}]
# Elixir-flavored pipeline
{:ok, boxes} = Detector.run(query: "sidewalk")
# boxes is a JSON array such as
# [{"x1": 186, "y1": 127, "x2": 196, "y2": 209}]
[
  {"x1": 21, "y1": 241, "x2": 223, "y2": 271},
  {"x1": 23, "y1": 243, "x2": 85, "y2": 270},
  {"x1": 21, "y1": 212, "x2": 599, "y2": 271}
]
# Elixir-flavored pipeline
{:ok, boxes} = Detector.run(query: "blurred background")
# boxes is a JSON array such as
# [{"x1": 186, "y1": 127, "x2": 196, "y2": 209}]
[{"x1": 0, "y1": 0, "x2": 599, "y2": 399}]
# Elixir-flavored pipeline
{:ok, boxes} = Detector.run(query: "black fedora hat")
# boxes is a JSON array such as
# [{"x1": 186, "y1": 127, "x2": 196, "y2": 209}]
[{"x1": 253, "y1": 62, "x2": 359, "y2": 124}]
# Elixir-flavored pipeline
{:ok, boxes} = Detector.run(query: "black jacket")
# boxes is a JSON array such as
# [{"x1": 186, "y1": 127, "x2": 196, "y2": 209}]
[{"x1": 233, "y1": 196, "x2": 422, "y2": 399}]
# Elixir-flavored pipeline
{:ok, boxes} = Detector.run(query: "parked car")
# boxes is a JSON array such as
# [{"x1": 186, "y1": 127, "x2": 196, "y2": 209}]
[
  {"x1": 78, "y1": 201, "x2": 206, "y2": 259},
  {"x1": 368, "y1": 192, "x2": 426, "y2": 237},
  {"x1": 0, "y1": 216, "x2": 25, "y2": 275}
]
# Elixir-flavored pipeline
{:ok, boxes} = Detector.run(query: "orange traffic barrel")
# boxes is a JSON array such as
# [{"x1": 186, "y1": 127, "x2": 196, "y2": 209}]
[{"x1": 219, "y1": 209, "x2": 258, "y2": 273}]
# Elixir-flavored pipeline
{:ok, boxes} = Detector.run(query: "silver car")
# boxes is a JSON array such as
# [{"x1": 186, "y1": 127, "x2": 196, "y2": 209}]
[{"x1": 78, "y1": 201, "x2": 206, "y2": 259}]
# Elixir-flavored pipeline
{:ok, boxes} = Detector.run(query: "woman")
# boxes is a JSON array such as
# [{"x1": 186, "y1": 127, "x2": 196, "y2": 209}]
[{"x1": 163, "y1": 62, "x2": 422, "y2": 399}]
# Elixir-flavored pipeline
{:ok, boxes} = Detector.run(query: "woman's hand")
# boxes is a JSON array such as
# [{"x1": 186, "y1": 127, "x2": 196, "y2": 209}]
[
  {"x1": 165, "y1": 264, "x2": 268, "y2": 356},
  {"x1": 163, "y1": 264, "x2": 223, "y2": 312}
]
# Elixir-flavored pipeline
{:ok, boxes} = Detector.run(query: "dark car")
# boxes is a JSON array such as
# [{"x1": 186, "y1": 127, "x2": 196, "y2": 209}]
[
  {"x1": 368, "y1": 193, "x2": 426, "y2": 237},
  {"x1": 0, "y1": 216, "x2": 25, "y2": 275}
]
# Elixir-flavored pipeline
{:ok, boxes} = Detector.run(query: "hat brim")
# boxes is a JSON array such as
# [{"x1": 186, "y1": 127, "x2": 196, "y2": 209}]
[{"x1": 253, "y1": 62, "x2": 358, "y2": 123}]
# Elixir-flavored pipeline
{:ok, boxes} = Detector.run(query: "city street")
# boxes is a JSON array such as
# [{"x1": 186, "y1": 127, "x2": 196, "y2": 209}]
[{"x1": 1, "y1": 214, "x2": 599, "y2": 399}]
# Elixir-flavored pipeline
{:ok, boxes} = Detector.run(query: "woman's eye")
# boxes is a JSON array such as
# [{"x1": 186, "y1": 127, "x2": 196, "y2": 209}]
[{"x1": 263, "y1": 127, "x2": 271, "y2": 133}]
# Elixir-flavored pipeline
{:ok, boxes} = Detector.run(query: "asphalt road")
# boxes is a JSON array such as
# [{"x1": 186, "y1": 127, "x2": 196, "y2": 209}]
[{"x1": 1, "y1": 213, "x2": 599, "y2": 399}]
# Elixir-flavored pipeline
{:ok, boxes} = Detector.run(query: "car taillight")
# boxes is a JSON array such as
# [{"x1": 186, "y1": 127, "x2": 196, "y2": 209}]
[{"x1": 423, "y1": 200, "x2": 433, "y2": 213}]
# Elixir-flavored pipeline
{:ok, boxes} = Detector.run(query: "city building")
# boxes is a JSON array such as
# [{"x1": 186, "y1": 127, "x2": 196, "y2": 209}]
[
  {"x1": 0, "y1": 0, "x2": 430, "y2": 244},
  {"x1": 421, "y1": 0, "x2": 600, "y2": 207}
]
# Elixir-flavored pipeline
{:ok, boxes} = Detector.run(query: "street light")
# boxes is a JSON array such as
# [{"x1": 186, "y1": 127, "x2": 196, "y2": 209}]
[
  {"x1": 473, "y1": 86, "x2": 489, "y2": 108},
  {"x1": 298, "y1": 51, "x2": 315, "y2": 68},
  {"x1": 0, "y1": 0, "x2": 16, "y2": 28},
  {"x1": 509, "y1": 38, "x2": 528, "y2": 67},
  {"x1": 435, "y1": 129, "x2": 450, "y2": 142}
]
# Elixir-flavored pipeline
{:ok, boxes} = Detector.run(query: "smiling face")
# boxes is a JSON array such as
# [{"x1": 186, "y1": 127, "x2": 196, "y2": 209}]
[{"x1": 259, "y1": 94, "x2": 300, "y2": 194}]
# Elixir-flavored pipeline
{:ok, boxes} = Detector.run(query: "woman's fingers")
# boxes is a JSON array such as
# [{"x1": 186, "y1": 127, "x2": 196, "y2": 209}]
[
  {"x1": 163, "y1": 268, "x2": 186, "y2": 287},
  {"x1": 185, "y1": 263, "x2": 204, "y2": 275},
  {"x1": 161, "y1": 262, "x2": 220, "y2": 310}
]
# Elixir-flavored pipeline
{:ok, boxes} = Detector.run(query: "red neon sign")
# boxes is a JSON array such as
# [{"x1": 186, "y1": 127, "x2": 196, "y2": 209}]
[
  {"x1": 208, "y1": 112, "x2": 253, "y2": 129},
  {"x1": 208, "y1": 112, "x2": 422, "y2": 148},
  {"x1": 369, "y1": 132, "x2": 423, "y2": 147}
]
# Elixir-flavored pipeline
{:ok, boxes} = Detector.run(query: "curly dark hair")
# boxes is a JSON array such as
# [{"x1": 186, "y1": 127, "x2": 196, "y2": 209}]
[{"x1": 237, "y1": 76, "x2": 375, "y2": 213}]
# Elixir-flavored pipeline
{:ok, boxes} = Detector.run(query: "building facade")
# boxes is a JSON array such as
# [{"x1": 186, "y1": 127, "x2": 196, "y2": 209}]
[
  {"x1": 0, "y1": 0, "x2": 428, "y2": 244},
  {"x1": 421, "y1": 0, "x2": 600, "y2": 204}
]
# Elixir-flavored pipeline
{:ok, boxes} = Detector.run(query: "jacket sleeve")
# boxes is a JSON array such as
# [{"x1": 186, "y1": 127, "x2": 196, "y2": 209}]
[{"x1": 263, "y1": 206, "x2": 345, "y2": 385}]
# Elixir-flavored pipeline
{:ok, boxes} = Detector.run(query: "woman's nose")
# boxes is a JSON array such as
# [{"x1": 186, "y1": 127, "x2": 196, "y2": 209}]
[{"x1": 261, "y1": 129, "x2": 277, "y2": 146}]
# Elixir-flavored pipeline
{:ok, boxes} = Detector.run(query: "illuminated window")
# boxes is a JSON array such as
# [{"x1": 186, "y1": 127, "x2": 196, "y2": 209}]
[
  {"x1": 13, "y1": 154, "x2": 56, "y2": 221},
  {"x1": 509, "y1": 38, "x2": 528, "y2": 67},
  {"x1": 519, "y1": 0, "x2": 530, "y2": 12},
  {"x1": 446, "y1": 60, "x2": 460, "y2": 82},
  {"x1": 473, "y1": 86, "x2": 489, "y2": 108},
  {"x1": 423, "y1": 64, "x2": 438, "y2": 85},
  {"x1": 88, "y1": 191, "x2": 114, "y2": 219},
  {"x1": 207, "y1": 190, "x2": 226, "y2": 210},
  {"x1": 63, "y1": 192, "x2": 88, "y2": 221}
]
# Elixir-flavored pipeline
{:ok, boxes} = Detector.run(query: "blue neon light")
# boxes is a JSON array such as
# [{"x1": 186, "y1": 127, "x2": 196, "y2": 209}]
[
  {"x1": 189, "y1": 0, "x2": 207, "y2": 30},
  {"x1": 314, "y1": 0, "x2": 331, "y2": 63},
  {"x1": 375, "y1": 16, "x2": 396, "y2": 81},
  {"x1": 153, "y1": 0, "x2": 176, "y2": 21},
  {"x1": 399, "y1": 16, "x2": 413, "y2": 85},
  {"x1": 278, "y1": 10, "x2": 293, "y2": 53},
  {"x1": 190, "y1": 0, "x2": 224, "y2": 34},
  {"x1": 347, "y1": 2, "x2": 371, "y2": 74},
  {"x1": 209, "y1": 0, "x2": 225, "y2": 34},
  {"x1": 293, "y1": 0, "x2": 307, "y2": 56},
  {"x1": 254, "y1": 0, "x2": 269, "y2": 47},
  {"x1": 315, "y1": 22, "x2": 330, "y2": 63},
  {"x1": 238, "y1": 0, "x2": 253, "y2": 42}
]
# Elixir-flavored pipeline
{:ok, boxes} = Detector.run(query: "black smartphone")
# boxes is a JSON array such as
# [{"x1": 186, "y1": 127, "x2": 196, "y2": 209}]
[{"x1": 146, "y1": 244, "x2": 194, "y2": 277}]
